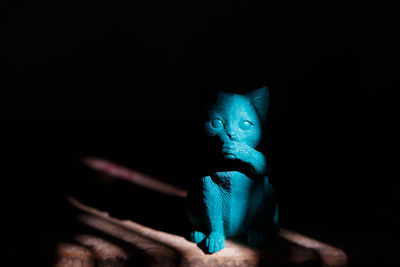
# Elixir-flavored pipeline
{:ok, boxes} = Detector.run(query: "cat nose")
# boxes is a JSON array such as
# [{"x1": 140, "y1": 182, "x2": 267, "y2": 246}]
[{"x1": 227, "y1": 131, "x2": 239, "y2": 141}]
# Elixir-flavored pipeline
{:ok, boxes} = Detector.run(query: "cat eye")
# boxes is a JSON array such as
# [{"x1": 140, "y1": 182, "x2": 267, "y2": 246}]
[
  {"x1": 210, "y1": 118, "x2": 224, "y2": 129},
  {"x1": 239, "y1": 120, "x2": 253, "y2": 131}
]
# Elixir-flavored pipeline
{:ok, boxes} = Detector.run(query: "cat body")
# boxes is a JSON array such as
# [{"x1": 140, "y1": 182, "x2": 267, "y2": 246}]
[{"x1": 187, "y1": 87, "x2": 279, "y2": 253}]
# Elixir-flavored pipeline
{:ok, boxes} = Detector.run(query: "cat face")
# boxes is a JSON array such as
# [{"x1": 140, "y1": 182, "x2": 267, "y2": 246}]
[{"x1": 204, "y1": 88, "x2": 268, "y2": 148}]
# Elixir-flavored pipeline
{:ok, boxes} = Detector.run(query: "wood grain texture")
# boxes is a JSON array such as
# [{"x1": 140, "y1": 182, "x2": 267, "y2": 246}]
[{"x1": 53, "y1": 197, "x2": 347, "y2": 267}]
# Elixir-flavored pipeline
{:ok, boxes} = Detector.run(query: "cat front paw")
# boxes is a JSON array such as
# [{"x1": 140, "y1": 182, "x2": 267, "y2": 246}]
[
  {"x1": 222, "y1": 141, "x2": 251, "y2": 162},
  {"x1": 190, "y1": 230, "x2": 206, "y2": 244},
  {"x1": 205, "y1": 232, "x2": 225, "y2": 254}
]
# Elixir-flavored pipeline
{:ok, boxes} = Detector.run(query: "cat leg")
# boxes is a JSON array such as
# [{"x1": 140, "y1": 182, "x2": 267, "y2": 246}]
[
  {"x1": 247, "y1": 180, "x2": 279, "y2": 247},
  {"x1": 205, "y1": 231, "x2": 225, "y2": 253},
  {"x1": 246, "y1": 197, "x2": 267, "y2": 247},
  {"x1": 188, "y1": 211, "x2": 207, "y2": 243},
  {"x1": 187, "y1": 214, "x2": 206, "y2": 244},
  {"x1": 190, "y1": 230, "x2": 206, "y2": 244},
  {"x1": 187, "y1": 190, "x2": 207, "y2": 244},
  {"x1": 202, "y1": 176, "x2": 226, "y2": 253},
  {"x1": 246, "y1": 229, "x2": 265, "y2": 247},
  {"x1": 246, "y1": 204, "x2": 276, "y2": 247},
  {"x1": 247, "y1": 203, "x2": 279, "y2": 247}
]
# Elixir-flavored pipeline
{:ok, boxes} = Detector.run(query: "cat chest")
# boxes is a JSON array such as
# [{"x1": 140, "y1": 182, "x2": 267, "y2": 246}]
[
  {"x1": 209, "y1": 171, "x2": 261, "y2": 236},
  {"x1": 210, "y1": 171, "x2": 253, "y2": 191}
]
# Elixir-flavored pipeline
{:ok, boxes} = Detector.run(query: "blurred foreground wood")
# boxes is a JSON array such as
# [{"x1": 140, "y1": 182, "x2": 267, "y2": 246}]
[{"x1": 54, "y1": 197, "x2": 347, "y2": 267}]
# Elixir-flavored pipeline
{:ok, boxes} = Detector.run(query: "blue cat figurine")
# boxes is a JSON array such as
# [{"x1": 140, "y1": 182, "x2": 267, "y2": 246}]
[{"x1": 187, "y1": 87, "x2": 279, "y2": 254}]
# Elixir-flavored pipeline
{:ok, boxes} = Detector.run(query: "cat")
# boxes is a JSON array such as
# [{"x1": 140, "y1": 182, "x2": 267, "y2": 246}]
[{"x1": 187, "y1": 86, "x2": 279, "y2": 254}]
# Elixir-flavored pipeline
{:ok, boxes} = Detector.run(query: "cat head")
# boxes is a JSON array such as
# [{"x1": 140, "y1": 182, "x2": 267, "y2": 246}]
[{"x1": 204, "y1": 87, "x2": 269, "y2": 148}]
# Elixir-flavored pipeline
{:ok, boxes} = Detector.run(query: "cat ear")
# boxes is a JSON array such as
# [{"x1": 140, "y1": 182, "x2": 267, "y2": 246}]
[{"x1": 247, "y1": 86, "x2": 270, "y2": 123}]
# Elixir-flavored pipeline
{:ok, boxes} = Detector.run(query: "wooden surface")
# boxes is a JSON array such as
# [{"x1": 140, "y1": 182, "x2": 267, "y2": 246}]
[
  {"x1": 53, "y1": 197, "x2": 347, "y2": 267},
  {"x1": 54, "y1": 158, "x2": 348, "y2": 266}
]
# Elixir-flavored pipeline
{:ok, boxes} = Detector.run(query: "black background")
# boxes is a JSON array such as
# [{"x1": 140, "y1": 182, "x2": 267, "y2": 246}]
[{"x1": 1, "y1": 0, "x2": 399, "y2": 266}]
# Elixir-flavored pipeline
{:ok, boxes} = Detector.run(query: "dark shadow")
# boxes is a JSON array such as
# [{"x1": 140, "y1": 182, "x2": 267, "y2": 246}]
[
  {"x1": 258, "y1": 236, "x2": 323, "y2": 267},
  {"x1": 69, "y1": 161, "x2": 192, "y2": 237},
  {"x1": 0, "y1": 197, "x2": 80, "y2": 267}
]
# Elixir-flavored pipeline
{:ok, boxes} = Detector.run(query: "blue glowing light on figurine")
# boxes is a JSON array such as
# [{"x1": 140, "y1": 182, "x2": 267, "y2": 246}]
[{"x1": 187, "y1": 86, "x2": 279, "y2": 254}]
